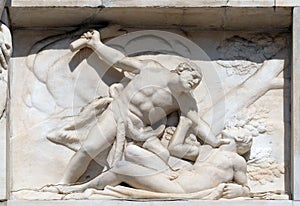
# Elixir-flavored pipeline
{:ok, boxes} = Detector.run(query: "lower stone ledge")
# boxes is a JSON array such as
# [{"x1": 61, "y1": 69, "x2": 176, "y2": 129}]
[{"x1": 6, "y1": 200, "x2": 294, "y2": 206}]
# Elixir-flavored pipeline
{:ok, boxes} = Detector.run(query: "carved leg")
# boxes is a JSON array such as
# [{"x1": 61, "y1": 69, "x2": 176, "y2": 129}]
[
  {"x1": 59, "y1": 149, "x2": 93, "y2": 184},
  {"x1": 60, "y1": 109, "x2": 117, "y2": 184},
  {"x1": 124, "y1": 144, "x2": 169, "y2": 171},
  {"x1": 41, "y1": 169, "x2": 121, "y2": 194},
  {"x1": 65, "y1": 170, "x2": 122, "y2": 193},
  {"x1": 143, "y1": 136, "x2": 170, "y2": 163},
  {"x1": 110, "y1": 160, "x2": 185, "y2": 193}
]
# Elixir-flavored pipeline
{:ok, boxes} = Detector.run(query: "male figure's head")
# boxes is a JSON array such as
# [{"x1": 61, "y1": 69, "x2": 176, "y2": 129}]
[
  {"x1": 221, "y1": 130, "x2": 253, "y2": 156},
  {"x1": 171, "y1": 62, "x2": 202, "y2": 91},
  {"x1": 233, "y1": 136, "x2": 252, "y2": 155}
]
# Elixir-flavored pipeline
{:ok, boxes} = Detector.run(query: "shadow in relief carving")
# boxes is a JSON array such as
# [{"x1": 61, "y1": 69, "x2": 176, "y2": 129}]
[{"x1": 10, "y1": 25, "x2": 289, "y2": 200}]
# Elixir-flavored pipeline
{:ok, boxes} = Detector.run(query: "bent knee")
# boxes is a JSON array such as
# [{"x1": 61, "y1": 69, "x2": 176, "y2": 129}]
[
  {"x1": 111, "y1": 160, "x2": 134, "y2": 174},
  {"x1": 80, "y1": 144, "x2": 100, "y2": 159},
  {"x1": 114, "y1": 160, "x2": 129, "y2": 168},
  {"x1": 124, "y1": 145, "x2": 143, "y2": 160}
]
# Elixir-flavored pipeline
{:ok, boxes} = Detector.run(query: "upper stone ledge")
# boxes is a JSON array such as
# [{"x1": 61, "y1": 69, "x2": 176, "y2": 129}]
[
  {"x1": 8, "y1": 7, "x2": 291, "y2": 29},
  {"x1": 276, "y1": 0, "x2": 300, "y2": 6},
  {"x1": 102, "y1": 0, "x2": 276, "y2": 8},
  {"x1": 9, "y1": 0, "x2": 300, "y2": 7},
  {"x1": 11, "y1": 0, "x2": 103, "y2": 7}
]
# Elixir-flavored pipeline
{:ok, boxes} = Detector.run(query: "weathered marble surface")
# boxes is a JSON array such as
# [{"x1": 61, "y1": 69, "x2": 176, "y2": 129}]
[
  {"x1": 8, "y1": 7, "x2": 291, "y2": 30},
  {"x1": 9, "y1": 24, "x2": 289, "y2": 200},
  {"x1": 292, "y1": 7, "x2": 300, "y2": 201},
  {"x1": 277, "y1": 0, "x2": 300, "y2": 6},
  {"x1": 0, "y1": 20, "x2": 12, "y2": 200},
  {"x1": 4, "y1": 200, "x2": 296, "y2": 206},
  {"x1": 9, "y1": 0, "x2": 300, "y2": 7},
  {"x1": 2, "y1": 0, "x2": 297, "y2": 202},
  {"x1": 1, "y1": 2, "x2": 9, "y2": 200}
]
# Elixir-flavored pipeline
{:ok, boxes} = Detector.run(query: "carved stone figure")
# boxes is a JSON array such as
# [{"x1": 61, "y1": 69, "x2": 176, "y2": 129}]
[
  {"x1": 0, "y1": 0, "x2": 11, "y2": 72},
  {"x1": 58, "y1": 30, "x2": 229, "y2": 184},
  {"x1": 10, "y1": 24, "x2": 288, "y2": 200},
  {"x1": 0, "y1": 23, "x2": 10, "y2": 115},
  {"x1": 0, "y1": 24, "x2": 11, "y2": 72},
  {"x1": 45, "y1": 116, "x2": 251, "y2": 199},
  {"x1": 0, "y1": 0, "x2": 12, "y2": 198}
]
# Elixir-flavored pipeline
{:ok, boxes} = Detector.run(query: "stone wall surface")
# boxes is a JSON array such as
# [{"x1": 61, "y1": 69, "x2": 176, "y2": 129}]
[
  {"x1": 10, "y1": 28, "x2": 289, "y2": 200},
  {"x1": 0, "y1": 1, "x2": 12, "y2": 198},
  {"x1": 292, "y1": 6, "x2": 300, "y2": 201},
  {"x1": 0, "y1": 0, "x2": 300, "y2": 204},
  {"x1": 8, "y1": 7, "x2": 292, "y2": 29}
]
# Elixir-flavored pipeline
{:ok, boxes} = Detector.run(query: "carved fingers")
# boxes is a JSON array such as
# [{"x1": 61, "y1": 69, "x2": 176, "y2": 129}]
[
  {"x1": 70, "y1": 30, "x2": 101, "y2": 51},
  {"x1": 81, "y1": 30, "x2": 101, "y2": 41},
  {"x1": 127, "y1": 120, "x2": 166, "y2": 142},
  {"x1": 162, "y1": 126, "x2": 176, "y2": 140},
  {"x1": 219, "y1": 138, "x2": 231, "y2": 147},
  {"x1": 70, "y1": 24, "x2": 126, "y2": 52},
  {"x1": 214, "y1": 133, "x2": 231, "y2": 147},
  {"x1": 222, "y1": 183, "x2": 245, "y2": 199},
  {"x1": 0, "y1": 42, "x2": 11, "y2": 72},
  {"x1": 0, "y1": 24, "x2": 12, "y2": 72},
  {"x1": 184, "y1": 134, "x2": 200, "y2": 146}
]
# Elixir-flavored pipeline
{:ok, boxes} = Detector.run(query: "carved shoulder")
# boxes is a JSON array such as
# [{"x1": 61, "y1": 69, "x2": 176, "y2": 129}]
[{"x1": 232, "y1": 153, "x2": 247, "y2": 172}]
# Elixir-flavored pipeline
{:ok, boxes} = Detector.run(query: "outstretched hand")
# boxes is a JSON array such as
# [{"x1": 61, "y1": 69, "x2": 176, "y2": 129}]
[{"x1": 215, "y1": 133, "x2": 231, "y2": 147}]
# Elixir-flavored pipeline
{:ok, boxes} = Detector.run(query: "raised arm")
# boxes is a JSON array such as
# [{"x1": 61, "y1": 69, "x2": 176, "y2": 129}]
[
  {"x1": 178, "y1": 93, "x2": 229, "y2": 148},
  {"x1": 187, "y1": 110, "x2": 226, "y2": 147},
  {"x1": 70, "y1": 30, "x2": 144, "y2": 73}
]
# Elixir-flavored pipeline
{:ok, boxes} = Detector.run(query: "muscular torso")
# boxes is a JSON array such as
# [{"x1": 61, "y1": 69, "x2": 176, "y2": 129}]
[
  {"x1": 111, "y1": 64, "x2": 181, "y2": 126},
  {"x1": 129, "y1": 85, "x2": 177, "y2": 125},
  {"x1": 176, "y1": 150, "x2": 238, "y2": 193}
]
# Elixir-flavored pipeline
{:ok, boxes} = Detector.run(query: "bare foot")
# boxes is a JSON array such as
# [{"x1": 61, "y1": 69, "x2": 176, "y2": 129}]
[{"x1": 40, "y1": 184, "x2": 84, "y2": 194}]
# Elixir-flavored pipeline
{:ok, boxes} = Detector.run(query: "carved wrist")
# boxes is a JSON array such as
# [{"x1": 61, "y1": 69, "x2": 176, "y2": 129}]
[{"x1": 89, "y1": 41, "x2": 103, "y2": 49}]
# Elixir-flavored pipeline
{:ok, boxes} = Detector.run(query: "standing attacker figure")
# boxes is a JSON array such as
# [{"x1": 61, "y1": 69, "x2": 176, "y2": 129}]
[{"x1": 60, "y1": 30, "x2": 228, "y2": 184}]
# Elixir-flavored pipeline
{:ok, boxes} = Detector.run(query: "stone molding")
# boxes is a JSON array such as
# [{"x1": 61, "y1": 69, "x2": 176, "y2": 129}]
[
  {"x1": 292, "y1": 6, "x2": 300, "y2": 201},
  {"x1": 9, "y1": 0, "x2": 300, "y2": 8}
]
